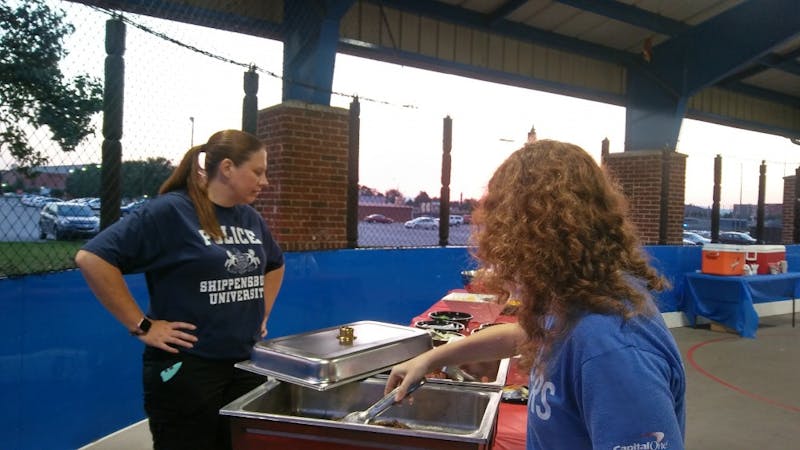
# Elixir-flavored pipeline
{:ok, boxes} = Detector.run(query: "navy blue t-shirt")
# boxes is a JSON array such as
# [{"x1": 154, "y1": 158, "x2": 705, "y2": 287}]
[{"x1": 83, "y1": 191, "x2": 284, "y2": 360}]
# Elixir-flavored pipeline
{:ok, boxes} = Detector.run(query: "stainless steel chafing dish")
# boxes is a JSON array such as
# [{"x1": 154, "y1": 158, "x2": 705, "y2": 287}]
[
  {"x1": 221, "y1": 377, "x2": 502, "y2": 450},
  {"x1": 235, "y1": 320, "x2": 433, "y2": 391},
  {"x1": 227, "y1": 320, "x2": 508, "y2": 449}
]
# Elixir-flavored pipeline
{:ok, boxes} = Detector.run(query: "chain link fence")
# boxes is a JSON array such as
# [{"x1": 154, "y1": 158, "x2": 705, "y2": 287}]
[
  {"x1": 4, "y1": 1, "x2": 796, "y2": 277},
  {"x1": 0, "y1": 0, "x2": 486, "y2": 277},
  {"x1": 1, "y1": 0, "x2": 287, "y2": 276},
  {"x1": 678, "y1": 120, "x2": 800, "y2": 243}
]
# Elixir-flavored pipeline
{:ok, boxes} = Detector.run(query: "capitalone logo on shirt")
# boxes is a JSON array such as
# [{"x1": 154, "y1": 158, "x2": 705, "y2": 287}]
[{"x1": 613, "y1": 432, "x2": 669, "y2": 450}]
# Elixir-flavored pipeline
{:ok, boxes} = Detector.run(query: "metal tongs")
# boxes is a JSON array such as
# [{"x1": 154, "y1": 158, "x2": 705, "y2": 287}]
[
  {"x1": 442, "y1": 365, "x2": 477, "y2": 382},
  {"x1": 340, "y1": 378, "x2": 426, "y2": 424}
]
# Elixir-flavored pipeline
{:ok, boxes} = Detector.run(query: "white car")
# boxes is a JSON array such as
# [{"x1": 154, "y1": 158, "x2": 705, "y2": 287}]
[
  {"x1": 20, "y1": 194, "x2": 43, "y2": 206},
  {"x1": 683, "y1": 231, "x2": 710, "y2": 246},
  {"x1": 449, "y1": 215, "x2": 464, "y2": 226},
  {"x1": 31, "y1": 196, "x2": 61, "y2": 208},
  {"x1": 404, "y1": 217, "x2": 438, "y2": 230}
]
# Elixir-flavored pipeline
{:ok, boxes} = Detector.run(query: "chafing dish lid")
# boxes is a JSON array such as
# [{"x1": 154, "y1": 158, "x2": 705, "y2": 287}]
[{"x1": 236, "y1": 320, "x2": 432, "y2": 391}]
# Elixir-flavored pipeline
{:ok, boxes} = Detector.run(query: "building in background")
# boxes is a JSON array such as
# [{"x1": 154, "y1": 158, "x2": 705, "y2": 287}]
[{"x1": 0, "y1": 165, "x2": 87, "y2": 195}]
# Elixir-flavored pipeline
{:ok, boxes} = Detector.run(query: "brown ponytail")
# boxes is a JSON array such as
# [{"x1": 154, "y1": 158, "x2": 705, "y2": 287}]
[{"x1": 158, "y1": 130, "x2": 264, "y2": 240}]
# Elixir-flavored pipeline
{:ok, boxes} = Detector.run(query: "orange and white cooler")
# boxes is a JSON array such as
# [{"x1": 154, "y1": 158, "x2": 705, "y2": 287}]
[{"x1": 701, "y1": 244, "x2": 749, "y2": 276}]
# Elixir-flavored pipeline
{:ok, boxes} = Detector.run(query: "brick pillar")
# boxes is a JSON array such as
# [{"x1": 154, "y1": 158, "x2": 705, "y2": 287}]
[
  {"x1": 254, "y1": 101, "x2": 349, "y2": 251},
  {"x1": 603, "y1": 150, "x2": 687, "y2": 245},
  {"x1": 782, "y1": 174, "x2": 795, "y2": 244}
]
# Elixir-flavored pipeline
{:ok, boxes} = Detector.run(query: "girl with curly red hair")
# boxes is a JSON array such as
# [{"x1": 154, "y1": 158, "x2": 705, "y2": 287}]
[{"x1": 386, "y1": 139, "x2": 685, "y2": 449}]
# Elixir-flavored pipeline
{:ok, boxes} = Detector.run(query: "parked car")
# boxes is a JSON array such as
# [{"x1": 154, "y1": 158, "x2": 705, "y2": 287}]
[
  {"x1": 67, "y1": 197, "x2": 101, "y2": 211},
  {"x1": 36, "y1": 197, "x2": 61, "y2": 208},
  {"x1": 20, "y1": 194, "x2": 39, "y2": 206},
  {"x1": 39, "y1": 202, "x2": 100, "y2": 240},
  {"x1": 683, "y1": 231, "x2": 710, "y2": 246},
  {"x1": 717, "y1": 231, "x2": 757, "y2": 245},
  {"x1": 364, "y1": 213, "x2": 393, "y2": 224},
  {"x1": 432, "y1": 215, "x2": 463, "y2": 226},
  {"x1": 22, "y1": 195, "x2": 60, "y2": 208},
  {"x1": 448, "y1": 215, "x2": 464, "y2": 226},
  {"x1": 121, "y1": 199, "x2": 148, "y2": 216},
  {"x1": 404, "y1": 216, "x2": 438, "y2": 230}
]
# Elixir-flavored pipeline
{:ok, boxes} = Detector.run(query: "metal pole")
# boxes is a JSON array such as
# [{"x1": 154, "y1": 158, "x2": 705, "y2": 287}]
[
  {"x1": 190, "y1": 117, "x2": 195, "y2": 146},
  {"x1": 600, "y1": 137, "x2": 609, "y2": 164},
  {"x1": 346, "y1": 97, "x2": 360, "y2": 248},
  {"x1": 100, "y1": 17, "x2": 125, "y2": 230},
  {"x1": 242, "y1": 67, "x2": 258, "y2": 134},
  {"x1": 756, "y1": 160, "x2": 766, "y2": 243},
  {"x1": 658, "y1": 149, "x2": 670, "y2": 245},
  {"x1": 793, "y1": 166, "x2": 800, "y2": 243},
  {"x1": 711, "y1": 155, "x2": 721, "y2": 242},
  {"x1": 439, "y1": 116, "x2": 452, "y2": 247},
  {"x1": 739, "y1": 163, "x2": 743, "y2": 207}
]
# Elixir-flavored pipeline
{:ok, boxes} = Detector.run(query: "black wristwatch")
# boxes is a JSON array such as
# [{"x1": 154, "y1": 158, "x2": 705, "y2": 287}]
[{"x1": 131, "y1": 316, "x2": 152, "y2": 336}]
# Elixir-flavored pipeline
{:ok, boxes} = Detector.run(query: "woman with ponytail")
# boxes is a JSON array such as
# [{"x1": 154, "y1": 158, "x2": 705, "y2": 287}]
[{"x1": 76, "y1": 129, "x2": 285, "y2": 450}]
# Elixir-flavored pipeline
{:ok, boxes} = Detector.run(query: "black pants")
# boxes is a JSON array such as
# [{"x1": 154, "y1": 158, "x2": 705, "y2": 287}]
[{"x1": 143, "y1": 347, "x2": 266, "y2": 450}]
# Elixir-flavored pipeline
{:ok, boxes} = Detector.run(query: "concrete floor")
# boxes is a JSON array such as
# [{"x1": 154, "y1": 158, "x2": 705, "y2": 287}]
[
  {"x1": 81, "y1": 313, "x2": 799, "y2": 450},
  {"x1": 673, "y1": 313, "x2": 799, "y2": 449}
]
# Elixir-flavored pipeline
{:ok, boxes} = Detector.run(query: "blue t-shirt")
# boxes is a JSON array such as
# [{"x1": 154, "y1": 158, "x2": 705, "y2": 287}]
[
  {"x1": 82, "y1": 191, "x2": 284, "y2": 360},
  {"x1": 526, "y1": 309, "x2": 686, "y2": 450}
]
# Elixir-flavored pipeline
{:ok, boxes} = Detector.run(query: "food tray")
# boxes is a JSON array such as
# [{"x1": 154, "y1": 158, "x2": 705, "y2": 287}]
[
  {"x1": 441, "y1": 292, "x2": 503, "y2": 323},
  {"x1": 236, "y1": 320, "x2": 432, "y2": 391}
]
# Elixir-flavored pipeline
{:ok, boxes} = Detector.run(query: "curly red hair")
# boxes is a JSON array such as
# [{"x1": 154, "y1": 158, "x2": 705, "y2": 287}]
[{"x1": 470, "y1": 140, "x2": 668, "y2": 374}]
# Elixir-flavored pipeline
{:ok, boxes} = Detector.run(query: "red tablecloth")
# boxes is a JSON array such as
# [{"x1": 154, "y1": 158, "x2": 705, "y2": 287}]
[
  {"x1": 410, "y1": 293, "x2": 527, "y2": 450},
  {"x1": 494, "y1": 403, "x2": 527, "y2": 450}
]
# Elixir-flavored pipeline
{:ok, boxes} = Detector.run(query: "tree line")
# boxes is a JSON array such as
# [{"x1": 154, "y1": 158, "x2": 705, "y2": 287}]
[
  {"x1": 65, "y1": 158, "x2": 174, "y2": 199},
  {"x1": 358, "y1": 185, "x2": 478, "y2": 211}
]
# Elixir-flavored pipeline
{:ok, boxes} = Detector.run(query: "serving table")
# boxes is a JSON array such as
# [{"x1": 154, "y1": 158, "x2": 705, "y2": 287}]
[
  {"x1": 681, "y1": 272, "x2": 800, "y2": 338},
  {"x1": 410, "y1": 295, "x2": 527, "y2": 450}
]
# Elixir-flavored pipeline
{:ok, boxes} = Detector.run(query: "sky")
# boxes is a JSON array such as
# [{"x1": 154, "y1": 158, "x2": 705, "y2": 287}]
[{"x1": 11, "y1": 0, "x2": 800, "y2": 210}]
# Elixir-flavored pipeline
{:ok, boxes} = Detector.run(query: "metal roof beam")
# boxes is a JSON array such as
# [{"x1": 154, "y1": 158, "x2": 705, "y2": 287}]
[
  {"x1": 283, "y1": 0, "x2": 354, "y2": 104},
  {"x1": 722, "y1": 82, "x2": 800, "y2": 108},
  {"x1": 553, "y1": 0, "x2": 688, "y2": 36},
  {"x1": 722, "y1": 47, "x2": 800, "y2": 83},
  {"x1": 624, "y1": 67, "x2": 687, "y2": 151},
  {"x1": 340, "y1": 38, "x2": 625, "y2": 107},
  {"x1": 651, "y1": 0, "x2": 800, "y2": 96},
  {"x1": 486, "y1": 0, "x2": 529, "y2": 27},
  {"x1": 370, "y1": 0, "x2": 635, "y2": 65},
  {"x1": 555, "y1": 0, "x2": 797, "y2": 82},
  {"x1": 761, "y1": 50, "x2": 800, "y2": 77}
]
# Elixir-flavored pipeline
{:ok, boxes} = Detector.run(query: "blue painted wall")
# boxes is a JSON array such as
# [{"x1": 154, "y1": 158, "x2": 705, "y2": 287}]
[
  {"x1": 0, "y1": 247, "x2": 475, "y2": 449},
  {"x1": 1, "y1": 245, "x2": 796, "y2": 449},
  {"x1": 271, "y1": 247, "x2": 477, "y2": 337}
]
